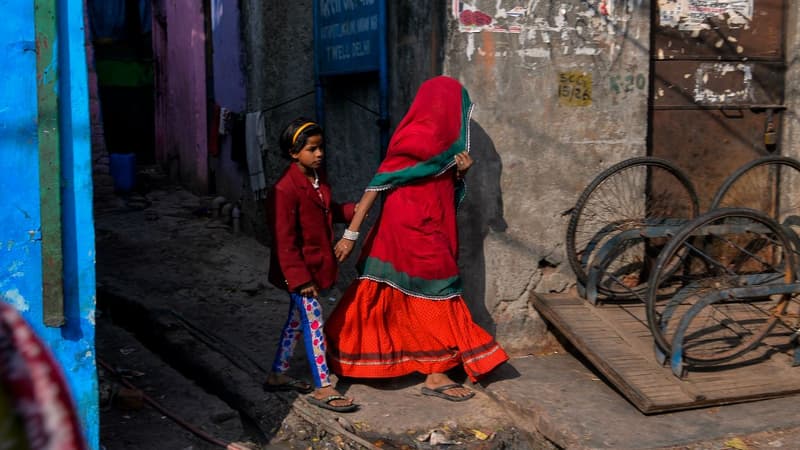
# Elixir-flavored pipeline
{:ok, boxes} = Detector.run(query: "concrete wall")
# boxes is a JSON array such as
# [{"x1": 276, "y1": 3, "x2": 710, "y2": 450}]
[
  {"x1": 0, "y1": 0, "x2": 98, "y2": 446},
  {"x1": 443, "y1": 0, "x2": 651, "y2": 352},
  {"x1": 152, "y1": 0, "x2": 208, "y2": 193}
]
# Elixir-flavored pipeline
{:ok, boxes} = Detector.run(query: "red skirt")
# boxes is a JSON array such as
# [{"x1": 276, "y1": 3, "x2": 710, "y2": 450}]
[{"x1": 326, "y1": 279, "x2": 508, "y2": 382}]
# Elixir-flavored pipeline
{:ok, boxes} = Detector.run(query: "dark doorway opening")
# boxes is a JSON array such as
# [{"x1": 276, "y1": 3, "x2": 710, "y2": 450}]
[{"x1": 89, "y1": 0, "x2": 155, "y2": 165}]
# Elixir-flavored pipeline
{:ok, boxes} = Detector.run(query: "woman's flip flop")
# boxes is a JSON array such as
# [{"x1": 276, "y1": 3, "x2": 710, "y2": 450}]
[
  {"x1": 420, "y1": 383, "x2": 475, "y2": 402},
  {"x1": 305, "y1": 395, "x2": 358, "y2": 412}
]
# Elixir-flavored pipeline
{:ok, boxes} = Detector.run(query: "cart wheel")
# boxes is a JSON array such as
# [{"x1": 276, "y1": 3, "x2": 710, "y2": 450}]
[
  {"x1": 711, "y1": 156, "x2": 800, "y2": 237},
  {"x1": 646, "y1": 208, "x2": 799, "y2": 367},
  {"x1": 566, "y1": 157, "x2": 699, "y2": 300}
]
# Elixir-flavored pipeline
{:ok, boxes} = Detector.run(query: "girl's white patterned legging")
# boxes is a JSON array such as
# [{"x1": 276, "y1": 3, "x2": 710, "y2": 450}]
[{"x1": 271, "y1": 292, "x2": 330, "y2": 388}]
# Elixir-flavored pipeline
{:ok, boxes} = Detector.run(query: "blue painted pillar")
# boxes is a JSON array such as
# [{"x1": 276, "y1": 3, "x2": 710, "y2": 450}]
[{"x1": 0, "y1": 0, "x2": 98, "y2": 448}]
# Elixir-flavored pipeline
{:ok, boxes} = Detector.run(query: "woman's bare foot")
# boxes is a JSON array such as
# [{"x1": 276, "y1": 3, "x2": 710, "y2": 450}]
[{"x1": 424, "y1": 373, "x2": 474, "y2": 400}]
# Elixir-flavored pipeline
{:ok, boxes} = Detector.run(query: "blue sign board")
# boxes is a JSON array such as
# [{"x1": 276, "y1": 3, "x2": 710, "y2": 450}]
[{"x1": 314, "y1": 0, "x2": 383, "y2": 76}]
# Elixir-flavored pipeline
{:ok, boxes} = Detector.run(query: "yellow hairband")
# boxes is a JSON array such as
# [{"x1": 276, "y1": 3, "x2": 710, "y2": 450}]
[{"x1": 292, "y1": 122, "x2": 317, "y2": 145}]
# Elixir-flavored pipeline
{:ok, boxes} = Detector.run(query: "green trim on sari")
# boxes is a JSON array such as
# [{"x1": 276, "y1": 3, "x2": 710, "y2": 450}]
[
  {"x1": 358, "y1": 256, "x2": 463, "y2": 299},
  {"x1": 366, "y1": 89, "x2": 473, "y2": 193}
]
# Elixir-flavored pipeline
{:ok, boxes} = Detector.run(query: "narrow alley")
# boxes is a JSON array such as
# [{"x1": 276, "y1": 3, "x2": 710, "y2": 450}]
[{"x1": 93, "y1": 166, "x2": 800, "y2": 450}]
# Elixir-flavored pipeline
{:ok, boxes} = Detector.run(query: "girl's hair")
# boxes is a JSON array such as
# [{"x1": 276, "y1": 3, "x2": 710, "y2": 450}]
[{"x1": 279, "y1": 117, "x2": 324, "y2": 159}]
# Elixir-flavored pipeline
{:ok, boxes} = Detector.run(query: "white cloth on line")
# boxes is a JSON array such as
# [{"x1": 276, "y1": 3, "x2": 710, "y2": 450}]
[
  {"x1": 219, "y1": 107, "x2": 231, "y2": 135},
  {"x1": 245, "y1": 111, "x2": 268, "y2": 200}
]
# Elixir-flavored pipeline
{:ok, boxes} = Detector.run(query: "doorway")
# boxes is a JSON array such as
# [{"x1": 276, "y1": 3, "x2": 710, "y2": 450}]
[{"x1": 649, "y1": 0, "x2": 786, "y2": 210}]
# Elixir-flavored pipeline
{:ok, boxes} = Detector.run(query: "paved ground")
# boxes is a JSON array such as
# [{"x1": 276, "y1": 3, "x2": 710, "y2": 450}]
[{"x1": 94, "y1": 171, "x2": 800, "y2": 450}]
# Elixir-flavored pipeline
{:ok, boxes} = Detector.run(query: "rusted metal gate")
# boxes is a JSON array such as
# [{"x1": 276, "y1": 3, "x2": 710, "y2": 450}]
[{"x1": 651, "y1": 0, "x2": 786, "y2": 210}]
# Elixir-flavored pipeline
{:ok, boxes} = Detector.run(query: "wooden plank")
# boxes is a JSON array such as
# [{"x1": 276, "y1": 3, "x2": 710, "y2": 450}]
[{"x1": 532, "y1": 293, "x2": 800, "y2": 413}]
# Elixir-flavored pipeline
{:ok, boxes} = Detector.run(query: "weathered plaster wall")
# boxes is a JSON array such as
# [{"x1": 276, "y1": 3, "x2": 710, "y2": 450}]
[
  {"x1": 210, "y1": 0, "x2": 248, "y2": 204},
  {"x1": 152, "y1": 0, "x2": 208, "y2": 193},
  {"x1": 444, "y1": 0, "x2": 651, "y2": 352}
]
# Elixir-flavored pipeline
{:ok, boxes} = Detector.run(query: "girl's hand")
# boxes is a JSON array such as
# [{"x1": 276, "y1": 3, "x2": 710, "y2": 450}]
[
  {"x1": 299, "y1": 283, "x2": 319, "y2": 298},
  {"x1": 334, "y1": 238, "x2": 356, "y2": 262},
  {"x1": 454, "y1": 151, "x2": 473, "y2": 177}
]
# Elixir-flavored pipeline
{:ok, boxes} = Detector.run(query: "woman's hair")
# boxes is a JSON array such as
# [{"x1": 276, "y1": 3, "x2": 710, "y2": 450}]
[{"x1": 279, "y1": 117, "x2": 324, "y2": 159}]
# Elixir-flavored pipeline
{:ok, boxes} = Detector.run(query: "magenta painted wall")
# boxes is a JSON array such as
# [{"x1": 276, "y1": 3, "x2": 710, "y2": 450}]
[
  {"x1": 152, "y1": 0, "x2": 208, "y2": 193},
  {"x1": 210, "y1": 0, "x2": 247, "y2": 201}
]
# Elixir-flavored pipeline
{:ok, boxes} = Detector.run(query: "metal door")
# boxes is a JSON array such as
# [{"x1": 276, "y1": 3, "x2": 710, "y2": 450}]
[{"x1": 650, "y1": 0, "x2": 786, "y2": 211}]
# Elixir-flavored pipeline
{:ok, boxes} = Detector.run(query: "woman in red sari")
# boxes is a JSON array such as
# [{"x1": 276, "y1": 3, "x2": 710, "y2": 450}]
[{"x1": 327, "y1": 76, "x2": 508, "y2": 401}]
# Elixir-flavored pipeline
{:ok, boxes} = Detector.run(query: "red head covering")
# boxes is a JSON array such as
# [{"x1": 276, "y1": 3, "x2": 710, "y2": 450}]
[
  {"x1": 357, "y1": 76, "x2": 474, "y2": 299},
  {"x1": 367, "y1": 76, "x2": 473, "y2": 191}
]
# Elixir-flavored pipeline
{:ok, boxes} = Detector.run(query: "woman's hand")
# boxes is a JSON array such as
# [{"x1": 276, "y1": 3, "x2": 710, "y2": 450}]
[
  {"x1": 335, "y1": 238, "x2": 356, "y2": 262},
  {"x1": 454, "y1": 151, "x2": 473, "y2": 178}
]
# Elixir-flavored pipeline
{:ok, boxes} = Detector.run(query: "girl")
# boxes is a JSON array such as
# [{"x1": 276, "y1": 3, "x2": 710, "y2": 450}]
[{"x1": 264, "y1": 118, "x2": 357, "y2": 412}]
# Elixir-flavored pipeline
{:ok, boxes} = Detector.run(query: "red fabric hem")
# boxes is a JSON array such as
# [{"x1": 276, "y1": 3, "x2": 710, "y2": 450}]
[{"x1": 326, "y1": 279, "x2": 508, "y2": 383}]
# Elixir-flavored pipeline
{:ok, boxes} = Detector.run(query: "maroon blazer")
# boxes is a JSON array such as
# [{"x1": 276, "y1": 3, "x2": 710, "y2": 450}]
[{"x1": 268, "y1": 163, "x2": 355, "y2": 292}]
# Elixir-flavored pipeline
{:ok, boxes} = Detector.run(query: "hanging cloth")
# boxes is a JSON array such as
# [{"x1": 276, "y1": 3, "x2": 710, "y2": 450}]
[{"x1": 245, "y1": 111, "x2": 268, "y2": 200}]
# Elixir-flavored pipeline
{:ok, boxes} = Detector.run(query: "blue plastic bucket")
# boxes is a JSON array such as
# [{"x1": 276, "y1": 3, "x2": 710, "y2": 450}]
[{"x1": 109, "y1": 153, "x2": 136, "y2": 193}]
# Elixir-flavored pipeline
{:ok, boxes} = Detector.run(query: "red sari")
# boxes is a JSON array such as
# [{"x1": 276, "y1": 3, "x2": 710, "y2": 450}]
[{"x1": 326, "y1": 76, "x2": 508, "y2": 382}]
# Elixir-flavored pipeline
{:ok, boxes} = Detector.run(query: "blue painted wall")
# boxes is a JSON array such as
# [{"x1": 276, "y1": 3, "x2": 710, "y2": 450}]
[{"x1": 0, "y1": 0, "x2": 98, "y2": 448}]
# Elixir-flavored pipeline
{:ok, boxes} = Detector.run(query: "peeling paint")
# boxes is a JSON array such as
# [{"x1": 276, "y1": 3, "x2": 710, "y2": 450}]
[
  {"x1": 517, "y1": 47, "x2": 550, "y2": 58},
  {"x1": 694, "y1": 62, "x2": 753, "y2": 104},
  {"x1": 3, "y1": 289, "x2": 30, "y2": 312},
  {"x1": 454, "y1": 0, "x2": 639, "y2": 62},
  {"x1": 465, "y1": 32, "x2": 475, "y2": 60},
  {"x1": 658, "y1": 0, "x2": 752, "y2": 31}
]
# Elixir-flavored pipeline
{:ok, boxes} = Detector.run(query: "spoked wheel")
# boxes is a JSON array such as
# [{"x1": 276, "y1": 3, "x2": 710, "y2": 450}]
[
  {"x1": 711, "y1": 156, "x2": 800, "y2": 241},
  {"x1": 566, "y1": 157, "x2": 700, "y2": 300},
  {"x1": 645, "y1": 208, "x2": 800, "y2": 373}
]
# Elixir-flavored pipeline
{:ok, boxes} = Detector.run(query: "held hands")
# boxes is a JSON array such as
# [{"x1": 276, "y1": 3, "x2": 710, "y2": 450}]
[
  {"x1": 334, "y1": 237, "x2": 356, "y2": 262},
  {"x1": 299, "y1": 283, "x2": 320, "y2": 298},
  {"x1": 454, "y1": 151, "x2": 474, "y2": 178}
]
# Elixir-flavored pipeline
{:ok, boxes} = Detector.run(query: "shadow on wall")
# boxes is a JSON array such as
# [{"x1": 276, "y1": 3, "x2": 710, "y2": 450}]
[{"x1": 458, "y1": 120, "x2": 507, "y2": 335}]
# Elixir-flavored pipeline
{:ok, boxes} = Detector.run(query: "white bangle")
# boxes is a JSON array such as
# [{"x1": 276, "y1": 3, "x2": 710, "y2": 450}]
[{"x1": 343, "y1": 229, "x2": 360, "y2": 241}]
